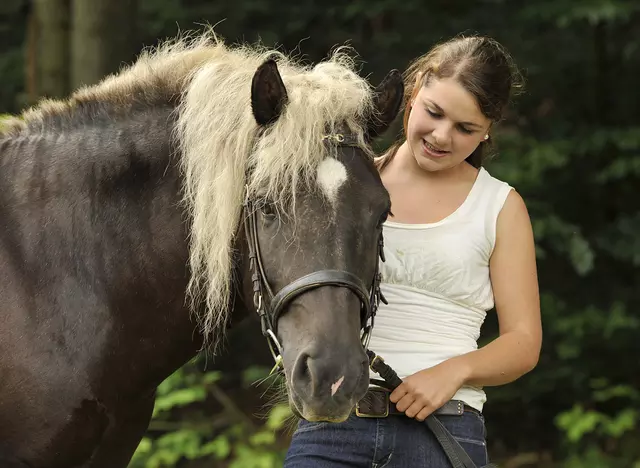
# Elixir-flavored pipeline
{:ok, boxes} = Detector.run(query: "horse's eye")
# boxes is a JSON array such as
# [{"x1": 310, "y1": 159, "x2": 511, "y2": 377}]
[{"x1": 259, "y1": 200, "x2": 276, "y2": 219}]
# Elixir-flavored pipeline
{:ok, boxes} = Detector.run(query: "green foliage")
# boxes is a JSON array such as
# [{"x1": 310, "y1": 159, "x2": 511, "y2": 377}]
[
  {"x1": 129, "y1": 362, "x2": 292, "y2": 468},
  {"x1": 551, "y1": 378, "x2": 640, "y2": 466},
  {"x1": 556, "y1": 404, "x2": 637, "y2": 442}
]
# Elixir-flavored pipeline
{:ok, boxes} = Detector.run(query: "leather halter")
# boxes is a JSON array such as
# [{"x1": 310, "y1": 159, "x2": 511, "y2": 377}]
[{"x1": 242, "y1": 132, "x2": 387, "y2": 371}]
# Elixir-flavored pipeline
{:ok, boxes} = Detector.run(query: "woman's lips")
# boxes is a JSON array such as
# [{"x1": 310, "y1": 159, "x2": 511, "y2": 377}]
[{"x1": 422, "y1": 139, "x2": 450, "y2": 158}]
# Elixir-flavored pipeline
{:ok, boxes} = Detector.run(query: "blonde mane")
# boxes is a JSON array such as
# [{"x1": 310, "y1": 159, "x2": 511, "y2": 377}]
[{"x1": 3, "y1": 30, "x2": 377, "y2": 351}]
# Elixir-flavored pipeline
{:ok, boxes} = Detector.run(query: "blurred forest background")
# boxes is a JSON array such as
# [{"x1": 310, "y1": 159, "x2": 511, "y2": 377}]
[{"x1": 1, "y1": 0, "x2": 638, "y2": 467}]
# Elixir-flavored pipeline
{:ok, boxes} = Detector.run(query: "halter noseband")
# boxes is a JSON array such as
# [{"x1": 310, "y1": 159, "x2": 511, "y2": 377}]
[{"x1": 242, "y1": 133, "x2": 387, "y2": 372}]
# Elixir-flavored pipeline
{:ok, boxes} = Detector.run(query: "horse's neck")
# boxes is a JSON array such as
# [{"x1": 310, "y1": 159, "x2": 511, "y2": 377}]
[
  {"x1": 8, "y1": 106, "x2": 187, "y2": 282},
  {"x1": 1, "y1": 106, "x2": 202, "y2": 389}
]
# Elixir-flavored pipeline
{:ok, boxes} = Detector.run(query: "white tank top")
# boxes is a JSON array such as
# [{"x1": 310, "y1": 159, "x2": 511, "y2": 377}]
[{"x1": 368, "y1": 167, "x2": 513, "y2": 412}]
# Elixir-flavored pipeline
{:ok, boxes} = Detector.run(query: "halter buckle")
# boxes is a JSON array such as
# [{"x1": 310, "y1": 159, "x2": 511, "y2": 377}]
[{"x1": 368, "y1": 353, "x2": 385, "y2": 372}]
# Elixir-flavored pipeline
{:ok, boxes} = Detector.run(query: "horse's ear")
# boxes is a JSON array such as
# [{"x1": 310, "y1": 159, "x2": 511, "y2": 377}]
[
  {"x1": 366, "y1": 69, "x2": 404, "y2": 139},
  {"x1": 251, "y1": 59, "x2": 289, "y2": 126}
]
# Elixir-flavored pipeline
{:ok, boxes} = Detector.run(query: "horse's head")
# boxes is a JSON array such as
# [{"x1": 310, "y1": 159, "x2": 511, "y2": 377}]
[{"x1": 244, "y1": 59, "x2": 403, "y2": 422}]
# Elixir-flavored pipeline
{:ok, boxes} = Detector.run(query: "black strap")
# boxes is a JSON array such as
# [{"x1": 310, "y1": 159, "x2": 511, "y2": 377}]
[
  {"x1": 426, "y1": 417, "x2": 478, "y2": 468},
  {"x1": 269, "y1": 270, "x2": 371, "y2": 327},
  {"x1": 367, "y1": 350, "x2": 480, "y2": 468}
]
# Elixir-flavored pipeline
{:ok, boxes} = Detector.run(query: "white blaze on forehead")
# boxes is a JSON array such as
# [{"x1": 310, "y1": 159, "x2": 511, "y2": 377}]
[{"x1": 316, "y1": 158, "x2": 348, "y2": 204}]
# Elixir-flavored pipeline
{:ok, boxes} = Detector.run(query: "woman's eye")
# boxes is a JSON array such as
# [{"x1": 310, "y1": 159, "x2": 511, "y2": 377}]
[{"x1": 426, "y1": 108, "x2": 441, "y2": 118}]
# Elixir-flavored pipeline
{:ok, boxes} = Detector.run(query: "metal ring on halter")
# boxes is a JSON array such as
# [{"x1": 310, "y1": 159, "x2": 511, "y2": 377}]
[
  {"x1": 321, "y1": 133, "x2": 345, "y2": 144},
  {"x1": 361, "y1": 329, "x2": 370, "y2": 349}
]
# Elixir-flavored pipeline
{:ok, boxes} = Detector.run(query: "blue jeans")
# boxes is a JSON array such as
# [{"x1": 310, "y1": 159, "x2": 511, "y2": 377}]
[{"x1": 284, "y1": 408, "x2": 489, "y2": 468}]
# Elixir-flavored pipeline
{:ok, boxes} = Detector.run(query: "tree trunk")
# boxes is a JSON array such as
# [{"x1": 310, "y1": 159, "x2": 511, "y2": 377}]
[
  {"x1": 71, "y1": 0, "x2": 138, "y2": 89},
  {"x1": 29, "y1": 0, "x2": 71, "y2": 100}
]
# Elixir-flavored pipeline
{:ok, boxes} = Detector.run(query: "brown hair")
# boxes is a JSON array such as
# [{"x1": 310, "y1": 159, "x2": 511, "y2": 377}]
[{"x1": 377, "y1": 35, "x2": 523, "y2": 172}]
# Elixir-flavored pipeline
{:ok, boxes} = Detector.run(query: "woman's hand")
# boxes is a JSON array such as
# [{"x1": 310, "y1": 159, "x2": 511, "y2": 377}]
[{"x1": 389, "y1": 358, "x2": 469, "y2": 421}]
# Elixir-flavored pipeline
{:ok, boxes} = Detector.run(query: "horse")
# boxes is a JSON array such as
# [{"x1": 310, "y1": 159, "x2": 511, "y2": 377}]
[{"x1": 0, "y1": 31, "x2": 403, "y2": 467}]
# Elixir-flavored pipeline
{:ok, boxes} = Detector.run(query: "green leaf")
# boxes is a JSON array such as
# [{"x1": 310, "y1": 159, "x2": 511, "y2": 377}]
[
  {"x1": 202, "y1": 371, "x2": 223, "y2": 384},
  {"x1": 595, "y1": 156, "x2": 640, "y2": 182},
  {"x1": 603, "y1": 302, "x2": 640, "y2": 338},
  {"x1": 555, "y1": 405, "x2": 603, "y2": 442},
  {"x1": 568, "y1": 234, "x2": 595, "y2": 275},
  {"x1": 156, "y1": 368, "x2": 186, "y2": 396},
  {"x1": 155, "y1": 429, "x2": 202, "y2": 460},
  {"x1": 266, "y1": 403, "x2": 293, "y2": 431},
  {"x1": 250, "y1": 430, "x2": 276, "y2": 445},
  {"x1": 602, "y1": 409, "x2": 637, "y2": 437},
  {"x1": 129, "y1": 437, "x2": 153, "y2": 467},
  {"x1": 153, "y1": 387, "x2": 207, "y2": 415},
  {"x1": 591, "y1": 383, "x2": 639, "y2": 402},
  {"x1": 200, "y1": 435, "x2": 232, "y2": 459}
]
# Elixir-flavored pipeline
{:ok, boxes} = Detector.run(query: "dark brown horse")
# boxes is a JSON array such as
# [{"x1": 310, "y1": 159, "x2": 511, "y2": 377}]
[{"x1": 0, "y1": 32, "x2": 402, "y2": 467}]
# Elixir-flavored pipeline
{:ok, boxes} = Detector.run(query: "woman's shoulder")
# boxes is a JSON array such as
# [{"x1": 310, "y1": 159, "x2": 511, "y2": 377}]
[
  {"x1": 487, "y1": 170, "x2": 532, "y2": 245},
  {"x1": 498, "y1": 188, "x2": 530, "y2": 225}
]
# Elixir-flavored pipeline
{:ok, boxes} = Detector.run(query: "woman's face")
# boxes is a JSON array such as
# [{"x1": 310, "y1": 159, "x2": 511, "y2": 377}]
[{"x1": 406, "y1": 77, "x2": 491, "y2": 172}]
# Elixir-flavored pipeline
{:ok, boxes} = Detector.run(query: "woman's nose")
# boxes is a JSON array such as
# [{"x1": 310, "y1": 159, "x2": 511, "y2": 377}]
[{"x1": 431, "y1": 123, "x2": 451, "y2": 146}]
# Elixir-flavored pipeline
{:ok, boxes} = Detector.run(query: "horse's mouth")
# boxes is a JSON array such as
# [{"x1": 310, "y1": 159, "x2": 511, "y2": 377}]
[
  {"x1": 287, "y1": 390, "x2": 304, "y2": 419},
  {"x1": 283, "y1": 356, "x2": 367, "y2": 423},
  {"x1": 287, "y1": 388, "x2": 353, "y2": 423}
]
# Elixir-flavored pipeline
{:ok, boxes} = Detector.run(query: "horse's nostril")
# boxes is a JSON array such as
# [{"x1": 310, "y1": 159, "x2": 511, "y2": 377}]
[
  {"x1": 289, "y1": 347, "x2": 369, "y2": 405},
  {"x1": 293, "y1": 352, "x2": 312, "y2": 385}
]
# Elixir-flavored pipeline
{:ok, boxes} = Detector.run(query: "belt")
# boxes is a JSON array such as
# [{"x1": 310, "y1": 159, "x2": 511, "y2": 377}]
[
  {"x1": 354, "y1": 386, "x2": 478, "y2": 419},
  {"x1": 363, "y1": 351, "x2": 487, "y2": 468}
]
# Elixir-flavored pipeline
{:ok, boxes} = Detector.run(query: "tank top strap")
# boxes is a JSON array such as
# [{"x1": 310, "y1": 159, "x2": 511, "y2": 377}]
[{"x1": 465, "y1": 167, "x2": 514, "y2": 254}]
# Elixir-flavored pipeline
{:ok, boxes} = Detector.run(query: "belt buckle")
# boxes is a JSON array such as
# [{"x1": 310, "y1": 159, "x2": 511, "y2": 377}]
[{"x1": 355, "y1": 388, "x2": 389, "y2": 418}]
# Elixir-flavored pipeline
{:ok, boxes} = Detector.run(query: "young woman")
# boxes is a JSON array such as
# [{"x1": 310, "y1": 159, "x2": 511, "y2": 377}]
[{"x1": 285, "y1": 35, "x2": 542, "y2": 468}]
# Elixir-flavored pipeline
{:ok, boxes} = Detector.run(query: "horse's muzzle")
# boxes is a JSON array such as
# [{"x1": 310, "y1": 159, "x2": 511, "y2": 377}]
[{"x1": 286, "y1": 346, "x2": 369, "y2": 421}]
